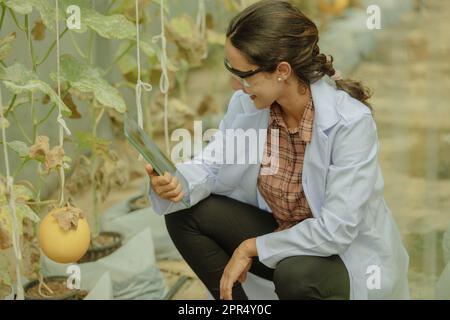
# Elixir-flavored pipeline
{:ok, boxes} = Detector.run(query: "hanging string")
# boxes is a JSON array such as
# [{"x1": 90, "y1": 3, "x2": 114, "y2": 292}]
[
  {"x1": 1, "y1": 86, "x2": 24, "y2": 300},
  {"x1": 135, "y1": 0, "x2": 153, "y2": 132},
  {"x1": 134, "y1": 0, "x2": 153, "y2": 162},
  {"x1": 55, "y1": 0, "x2": 71, "y2": 207},
  {"x1": 152, "y1": 0, "x2": 170, "y2": 155},
  {"x1": 196, "y1": 0, "x2": 208, "y2": 59}
]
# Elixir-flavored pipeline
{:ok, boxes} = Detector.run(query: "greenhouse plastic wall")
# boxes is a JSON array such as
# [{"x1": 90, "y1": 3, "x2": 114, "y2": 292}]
[{"x1": 0, "y1": 0, "x2": 449, "y2": 303}]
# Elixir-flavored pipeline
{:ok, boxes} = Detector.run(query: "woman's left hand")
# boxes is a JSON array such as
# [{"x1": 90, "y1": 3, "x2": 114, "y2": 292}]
[{"x1": 220, "y1": 238, "x2": 257, "y2": 300}]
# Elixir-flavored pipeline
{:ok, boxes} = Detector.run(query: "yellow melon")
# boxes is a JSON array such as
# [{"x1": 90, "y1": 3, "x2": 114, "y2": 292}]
[
  {"x1": 39, "y1": 207, "x2": 90, "y2": 264},
  {"x1": 319, "y1": 0, "x2": 350, "y2": 15}
]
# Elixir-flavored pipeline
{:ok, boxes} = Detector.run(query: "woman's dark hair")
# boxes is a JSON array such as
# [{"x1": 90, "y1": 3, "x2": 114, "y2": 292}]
[{"x1": 226, "y1": 0, "x2": 372, "y2": 109}]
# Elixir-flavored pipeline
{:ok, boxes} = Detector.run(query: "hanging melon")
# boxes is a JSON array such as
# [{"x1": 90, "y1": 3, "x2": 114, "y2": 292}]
[
  {"x1": 319, "y1": 0, "x2": 350, "y2": 15},
  {"x1": 39, "y1": 204, "x2": 90, "y2": 264}
]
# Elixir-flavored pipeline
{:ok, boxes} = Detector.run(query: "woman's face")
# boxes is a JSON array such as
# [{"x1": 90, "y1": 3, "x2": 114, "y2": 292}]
[{"x1": 224, "y1": 38, "x2": 282, "y2": 110}]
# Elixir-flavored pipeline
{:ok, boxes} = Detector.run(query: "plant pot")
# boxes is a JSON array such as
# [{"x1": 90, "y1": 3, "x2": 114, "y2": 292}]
[
  {"x1": 24, "y1": 276, "x2": 88, "y2": 300},
  {"x1": 127, "y1": 194, "x2": 150, "y2": 212},
  {"x1": 78, "y1": 231, "x2": 123, "y2": 263}
]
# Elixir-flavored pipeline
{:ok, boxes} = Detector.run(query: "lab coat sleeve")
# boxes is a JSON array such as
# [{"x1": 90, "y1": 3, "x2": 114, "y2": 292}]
[
  {"x1": 148, "y1": 91, "x2": 243, "y2": 215},
  {"x1": 256, "y1": 114, "x2": 379, "y2": 268}
]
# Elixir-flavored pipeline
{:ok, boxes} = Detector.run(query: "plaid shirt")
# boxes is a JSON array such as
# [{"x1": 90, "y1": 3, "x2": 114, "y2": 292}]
[{"x1": 257, "y1": 98, "x2": 315, "y2": 232}]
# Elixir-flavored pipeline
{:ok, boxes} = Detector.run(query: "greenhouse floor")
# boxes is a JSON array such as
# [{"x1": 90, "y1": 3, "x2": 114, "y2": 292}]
[
  {"x1": 157, "y1": 260, "x2": 208, "y2": 300},
  {"x1": 71, "y1": 151, "x2": 208, "y2": 300},
  {"x1": 70, "y1": 1, "x2": 449, "y2": 300}
]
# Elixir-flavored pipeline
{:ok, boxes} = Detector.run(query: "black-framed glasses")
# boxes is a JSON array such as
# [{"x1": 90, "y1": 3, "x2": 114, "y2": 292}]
[
  {"x1": 224, "y1": 59, "x2": 272, "y2": 88},
  {"x1": 224, "y1": 59, "x2": 267, "y2": 78}
]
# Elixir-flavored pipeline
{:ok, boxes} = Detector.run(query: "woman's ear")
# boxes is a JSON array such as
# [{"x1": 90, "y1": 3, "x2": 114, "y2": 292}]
[{"x1": 276, "y1": 61, "x2": 292, "y2": 81}]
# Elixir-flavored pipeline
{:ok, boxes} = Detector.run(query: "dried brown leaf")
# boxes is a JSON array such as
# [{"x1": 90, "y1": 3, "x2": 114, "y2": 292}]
[
  {"x1": 31, "y1": 18, "x2": 46, "y2": 41},
  {"x1": 45, "y1": 146, "x2": 65, "y2": 173},
  {"x1": 28, "y1": 136, "x2": 50, "y2": 159},
  {"x1": 0, "y1": 224, "x2": 12, "y2": 250},
  {"x1": 63, "y1": 93, "x2": 81, "y2": 119},
  {"x1": 51, "y1": 205, "x2": 85, "y2": 232}
]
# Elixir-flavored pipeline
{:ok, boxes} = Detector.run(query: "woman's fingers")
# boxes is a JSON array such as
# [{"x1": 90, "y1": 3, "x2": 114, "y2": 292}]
[
  {"x1": 238, "y1": 271, "x2": 247, "y2": 284},
  {"x1": 160, "y1": 181, "x2": 182, "y2": 199},
  {"x1": 220, "y1": 271, "x2": 233, "y2": 300},
  {"x1": 219, "y1": 275, "x2": 223, "y2": 300},
  {"x1": 238, "y1": 260, "x2": 252, "y2": 283},
  {"x1": 149, "y1": 171, "x2": 184, "y2": 201},
  {"x1": 169, "y1": 191, "x2": 185, "y2": 203},
  {"x1": 222, "y1": 279, "x2": 233, "y2": 300},
  {"x1": 150, "y1": 173, "x2": 170, "y2": 191},
  {"x1": 158, "y1": 175, "x2": 180, "y2": 193},
  {"x1": 145, "y1": 164, "x2": 158, "y2": 177},
  {"x1": 151, "y1": 172, "x2": 172, "y2": 187},
  {"x1": 151, "y1": 172, "x2": 173, "y2": 190}
]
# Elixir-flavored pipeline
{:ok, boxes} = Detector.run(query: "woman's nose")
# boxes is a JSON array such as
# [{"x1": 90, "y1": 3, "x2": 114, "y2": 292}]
[
  {"x1": 230, "y1": 77, "x2": 251, "y2": 94},
  {"x1": 230, "y1": 77, "x2": 243, "y2": 91}
]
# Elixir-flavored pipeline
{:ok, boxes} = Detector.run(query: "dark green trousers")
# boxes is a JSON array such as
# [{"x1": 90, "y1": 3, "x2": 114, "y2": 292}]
[{"x1": 164, "y1": 194, "x2": 350, "y2": 300}]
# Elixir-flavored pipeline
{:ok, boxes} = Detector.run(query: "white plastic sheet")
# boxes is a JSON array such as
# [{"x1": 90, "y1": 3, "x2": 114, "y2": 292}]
[
  {"x1": 84, "y1": 271, "x2": 113, "y2": 300},
  {"x1": 41, "y1": 228, "x2": 166, "y2": 300},
  {"x1": 101, "y1": 193, "x2": 181, "y2": 260}
]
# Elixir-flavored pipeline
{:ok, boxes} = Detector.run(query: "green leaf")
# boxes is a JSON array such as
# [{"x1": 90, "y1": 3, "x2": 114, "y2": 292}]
[
  {"x1": 15, "y1": 203, "x2": 40, "y2": 223},
  {"x1": 5, "y1": 0, "x2": 33, "y2": 14},
  {"x1": 52, "y1": 55, "x2": 127, "y2": 113},
  {"x1": 117, "y1": 53, "x2": 137, "y2": 75},
  {"x1": 0, "y1": 205, "x2": 27, "y2": 248},
  {"x1": 139, "y1": 38, "x2": 180, "y2": 71},
  {"x1": 139, "y1": 40, "x2": 157, "y2": 59},
  {"x1": 27, "y1": 0, "x2": 62, "y2": 31},
  {"x1": 0, "y1": 118, "x2": 9, "y2": 129},
  {"x1": 165, "y1": 15, "x2": 208, "y2": 66},
  {"x1": 4, "y1": 0, "x2": 70, "y2": 35},
  {"x1": 6, "y1": 0, "x2": 135, "y2": 40},
  {"x1": 0, "y1": 63, "x2": 72, "y2": 117},
  {"x1": 12, "y1": 184, "x2": 34, "y2": 202},
  {"x1": 169, "y1": 15, "x2": 196, "y2": 40},
  {"x1": 75, "y1": 132, "x2": 111, "y2": 155},
  {"x1": 34, "y1": 0, "x2": 135, "y2": 40},
  {"x1": 0, "y1": 32, "x2": 16, "y2": 60},
  {"x1": 0, "y1": 182, "x2": 38, "y2": 248},
  {"x1": 0, "y1": 181, "x2": 34, "y2": 207},
  {"x1": 7, "y1": 141, "x2": 29, "y2": 158},
  {"x1": 81, "y1": 10, "x2": 136, "y2": 40}
]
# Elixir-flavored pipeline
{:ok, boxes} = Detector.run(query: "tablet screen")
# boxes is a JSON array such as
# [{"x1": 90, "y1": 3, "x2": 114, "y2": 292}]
[
  {"x1": 124, "y1": 115, "x2": 190, "y2": 208},
  {"x1": 124, "y1": 115, "x2": 176, "y2": 176}
]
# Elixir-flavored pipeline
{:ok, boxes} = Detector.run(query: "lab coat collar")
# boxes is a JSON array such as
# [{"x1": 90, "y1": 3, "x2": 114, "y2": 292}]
[
  {"x1": 310, "y1": 78, "x2": 340, "y2": 132},
  {"x1": 238, "y1": 78, "x2": 340, "y2": 132}
]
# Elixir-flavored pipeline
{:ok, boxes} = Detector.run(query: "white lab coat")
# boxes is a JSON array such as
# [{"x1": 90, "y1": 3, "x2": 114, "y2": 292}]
[{"x1": 149, "y1": 78, "x2": 410, "y2": 300}]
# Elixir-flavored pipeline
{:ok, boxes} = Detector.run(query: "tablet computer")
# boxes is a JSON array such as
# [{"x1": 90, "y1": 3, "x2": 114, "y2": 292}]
[{"x1": 124, "y1": 115, "x2": 190, "y2": 208}]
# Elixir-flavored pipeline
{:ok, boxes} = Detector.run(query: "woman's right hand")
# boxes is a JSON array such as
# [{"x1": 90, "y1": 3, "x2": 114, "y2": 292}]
[{"x1": 145, "y1": 164, "x2": 185, "y2": 202}]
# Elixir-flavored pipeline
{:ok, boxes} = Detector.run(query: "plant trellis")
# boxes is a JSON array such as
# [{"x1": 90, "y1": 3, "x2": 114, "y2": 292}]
[
  {"x1": 197, "y1": 0, "x2": 208, "y2": 59},
  {"x1": 132, "y1": 0, "x2": 209, "y2": 156},
  {"x1": 54, "y1": 0, "x2": 71, "y2": 207},
  {"x1": 134, "y1": 0, "x2": 153, "y2": 136},
  {"x1": 0, "y1": 85, "x2": 24, "y2": 300},
  {"x1": 152, "y1": 0, "x2": 170, "y2": 155}
]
